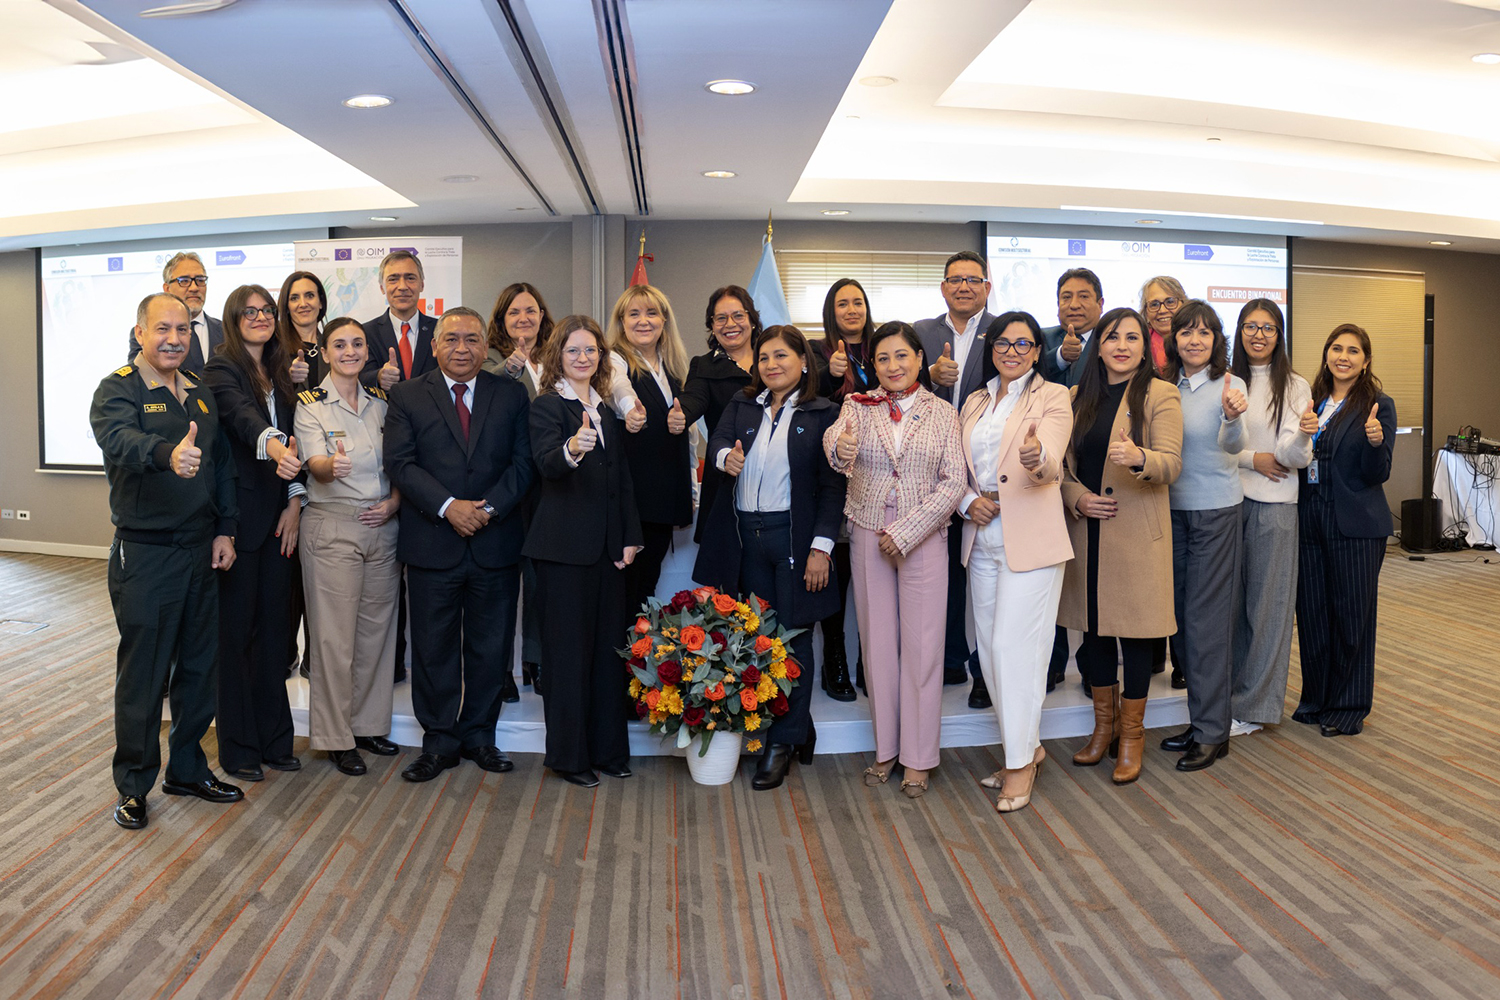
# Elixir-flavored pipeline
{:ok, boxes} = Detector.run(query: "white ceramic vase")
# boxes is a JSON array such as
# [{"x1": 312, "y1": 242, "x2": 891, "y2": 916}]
[{"x1": 683, "y1": 731, "x2": 743, "y2": 785}]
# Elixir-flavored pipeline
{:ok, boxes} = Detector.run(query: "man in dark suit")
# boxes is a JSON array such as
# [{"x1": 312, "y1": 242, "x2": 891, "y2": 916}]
[
  {"x1": 915, "y1": 250, "x2": 998, "y2": 707},
  {"x1": 1039, "y1": 267, "x2": 1104, "y2": 388},
  {"x1": 125, "y1": 252, "x2": 223, "y2": 374},
  {"x1": 361, "y1": 250, "x2": 439, "y2": 391},
  {"x1": 384, "y1": 306, "x2": 534, "y2": 781}
]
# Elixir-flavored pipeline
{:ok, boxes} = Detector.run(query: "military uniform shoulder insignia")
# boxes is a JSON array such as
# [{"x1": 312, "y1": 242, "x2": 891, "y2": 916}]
[
  {"x1": 113, "y1": 365, "x2": 134, "y2": 377},
  {"x1": 298, "y1": 387, "x2": 328, "y2": 404},
  {"x1": 363, "y1": 384, "x2": 387, "y2": 400},
  {"x1": 181, "y1": 370, "x2": 200, "y2": 381}
]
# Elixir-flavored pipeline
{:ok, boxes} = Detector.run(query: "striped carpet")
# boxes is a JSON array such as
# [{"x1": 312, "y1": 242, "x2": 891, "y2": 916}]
[{"x1": 1, "y1": 548, "x2": 1497, "y2": 999}]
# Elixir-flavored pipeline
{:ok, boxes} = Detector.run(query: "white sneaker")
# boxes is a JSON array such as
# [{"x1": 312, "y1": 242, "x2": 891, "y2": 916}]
[{"x1": 1229, "y1": 719, "x2": 1263, "y2": 738}]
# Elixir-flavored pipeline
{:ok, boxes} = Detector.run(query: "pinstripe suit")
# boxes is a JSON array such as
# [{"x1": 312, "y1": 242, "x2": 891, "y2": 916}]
[{"x1": 1293, "y1": 393, "x2": 1395, "y2": 734}]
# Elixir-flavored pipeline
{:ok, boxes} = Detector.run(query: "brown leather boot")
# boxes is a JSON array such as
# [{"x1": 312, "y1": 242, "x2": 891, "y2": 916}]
[
  {"x1": 1072, "y1": 683, "x2": 1119, "y2": 766},
  {"x1": 1112, "y1": 697, "x2": 1147, "y2": 783}
]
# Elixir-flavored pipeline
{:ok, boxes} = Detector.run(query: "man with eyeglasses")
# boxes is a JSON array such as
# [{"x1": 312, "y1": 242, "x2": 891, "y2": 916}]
[
  {"x1": 915, "y1": 250, "x2": 998, "y2": 705},
  {"x1": 126, "y1": 252, "x2": 223, "y2": 374},
  {"x1": 383, "y1": 307, "x2": 534, "y2": 782},
  {"x1": 1040, "y1": 268, "x2": 1105, "y2": 387},
  {"x1": 361, "y1": 251, "x2": 439, "y2": 392}
]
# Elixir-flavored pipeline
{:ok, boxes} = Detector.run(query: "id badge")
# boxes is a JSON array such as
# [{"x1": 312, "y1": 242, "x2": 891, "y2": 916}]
[{"x1": 1306, "y1": 459, "x2": 1319, "y2": 484}]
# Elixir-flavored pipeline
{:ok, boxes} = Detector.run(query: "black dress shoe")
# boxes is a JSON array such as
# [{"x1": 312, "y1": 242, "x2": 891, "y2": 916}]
[
  {"x1": 752, "y1": 745, "x2": 794, "y2": 790},
  {"x1": 1319, "y1": 723, "x2": 1347, "y2": 737},
  {"x1": 225, "y1": 764, "x2": 264, "y2": 782},
  {"x1": 521, "y1": 661, "x2": 539, "y2": 687},
  {"x1": 355, "y1": 735, "x2": 400, "y2": 756},
  {"x1": 1170, "y1": 668, "x2": 1187, "y2": 689},
  {"x1": 1176, "y1": 741, "x2": 1228, "y2": 771},
  {"x1": 328, "y1": 748, "x2": 367, "y2": 775},
  {"x1": 114, "y1": 795, "x2": 148, "y2": 829},
  {"x1": 821, "y1": 648, "x2": 857, "y2": 702},
  {"x1": 162, "y1": 775, "x2": 244, "y2": 803},
  {"x1": 402, "y1": 752, "x2": 460, "y2": 782},
  {"x1": 557, "y1": 769, "x2": 599, "y2": 788},
  {"x1": 1159, "y1": 727, "x2": 1195, "y2": 753},
  {"x1": 597, "y1": 763, "x2": 632, "y2": 779},
  {"x1": 968, "y1": 675, "x2": 992, "y2": 710},
  {"x1": 263, "y1": 754, "x2": 301, "y2": 772},
  {"x1": 942, "y1": 666, "x2": 968, "y2": 685},
  {"x1": 460, "y1": 745, "x2": 515, "y2": 773},
  {"x1": 499, "y1": 673, "x2": 520, "y2": 704}
]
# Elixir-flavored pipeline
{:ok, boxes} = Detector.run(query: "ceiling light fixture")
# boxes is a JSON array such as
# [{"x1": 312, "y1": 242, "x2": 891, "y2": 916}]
[
  {"x1": 1136, "y1": 219, "x2": 1162, "y2": 225},
  {"x1": 821, "y1": 209, "x2": 850, "y2": 216},
  {"x1": 705, "y1": 80, "x2": 755, "y2": 96},
  {"x1": 859, "y1": 76, "x2": 897, "y2": 87},
  {"x1": 442, "y1": 174, "x2": 478, "y2": 183},
  {"x1": 1473, "y1": 53, "x2": 1500, "y2": 64},
  {"x1": 1429, "y1": 240, "x2": 1454, "y2": 245},
  {"x1": 139, "y1": 0, "x2": 238, "y2": 16},
  {"x1": 369, "y1": 216, "x2": 398, "y2": 222},
  {"x1": 1206, "y1": 136, "x2": 1222, "y2": 142},
  {"x1": 702, "y1": 170, "x2": 736, "y2": 178},
  {"x1": 343, "y1": 94, "x2": 393, "y2": 109}
]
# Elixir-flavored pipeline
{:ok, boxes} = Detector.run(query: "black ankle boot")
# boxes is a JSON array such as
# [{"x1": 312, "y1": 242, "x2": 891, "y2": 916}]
[{"x1": 821, "y1": 643, "x2": 856, "y2": 702}]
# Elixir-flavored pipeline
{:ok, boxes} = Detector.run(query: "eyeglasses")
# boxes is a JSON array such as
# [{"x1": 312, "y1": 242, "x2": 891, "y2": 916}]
[
  {"x1": 1241, "y1": 322, "x2": 1279, "y2": 336},
  {"x1": 1145, "y1": 297, "x2": 1180, "y2": 312},
  {"x1": 712, "y1": 311, "x2": 748, "y2": 326},
  {"x1": 992, "y1": 339, "x2": 1036, "y2": 355},
  {"x1": 240, "y1": 305, "x2": 277, "y2": 320},
  {"x1": 170, "y1": 275, "x2": 208, "y2": 288},
  {"x1": 563, "y1": 346, "x2": 599, "y2": 359},
  {"x1": 944, "y1": 275, "x2": 988, "y2": 288}
]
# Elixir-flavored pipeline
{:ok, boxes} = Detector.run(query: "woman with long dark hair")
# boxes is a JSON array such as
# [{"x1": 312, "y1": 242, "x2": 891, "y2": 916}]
[
  {"x1": 482, "y1": 282, "x2": 555, "y2": 396},
  {"x1": 1294, "y1": 324, "x2": 1395, "y2": 737},
  {"x1": 1060, "y1": 307, "x2": 1182, "y2": 785},
  {"x1": 680, "y1": 286, "x2": 760, "y2": 542},
  {"x1": 204, "y1": 283, "x2": 306, "y2": 782},
  {"x1": 1227, "y1": 299, "x2": 1314, "y2": 735},
  {"x1": 278, "y1": 271, "x2": 328, "y2": 391}
]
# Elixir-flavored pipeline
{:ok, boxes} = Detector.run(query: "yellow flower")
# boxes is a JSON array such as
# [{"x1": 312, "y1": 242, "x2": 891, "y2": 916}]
[
  {"x1": 743, "y1": 613, "x2": 760, "y2": 632},
  {"x1": 770, "y1": 639, "x2": 786, "y2": 661},
  {"x1": 744, "y1": 712, "x2": 762, "y2": 731},
  {"x1": 756, "y1": 675, "x2": 776, "y2": 701},
  {"x1": 628, "y1": 678, "x2": 643, "y2": 699},
  {"x1": 746, "y1": 739, "x2": 762, "y2": 754},
  {"x1": 682, "y1": 670, "x2": 693, "y2": 683},
  {"x1": 767, "y1": 661, "x2": 787, "y2": 680},
  {"x1": 660, "y1": 685, "x2": 684, "y2": 715},
  {"x1": 655, "y1": 643, "x2": 677, "y2": 657}
]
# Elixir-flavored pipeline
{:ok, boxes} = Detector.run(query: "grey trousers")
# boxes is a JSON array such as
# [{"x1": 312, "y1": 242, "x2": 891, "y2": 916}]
[
  {"x1": 1171, "y1": 505, "x2": 1242, "y2": 745},
  {"x1": 1231, "y1": 500, "x2": 1298, "y2": 724}
]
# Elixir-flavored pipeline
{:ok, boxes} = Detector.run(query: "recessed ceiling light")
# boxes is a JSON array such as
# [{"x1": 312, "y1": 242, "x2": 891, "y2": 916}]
[
  {"x1": 1206, "y1": 136, "x2": 1222, "y2": 142},
  {"x1": 343, "y1": 94, "x2": 393, "y2": 109},
  {"x1": 369, "y1": 216, "x2": 398, "y2": 222},
  {"x1": 705, "y1": 80, "x2": 755, "y2": 96},
  {"x1": 1136, "y1": 219, "x2": 1162, "y2": 225},
  {"x1": 859, "y1": 76, "x2": 897, "y2": 87},
  {"x1": 702, "y1": 170, "x2": 736, "y2": 179},
  {"x1": 821, "y1": 209, "x2": 850, "y2": 216},
  {"x1": 1429, "y1": 240, "x2": 1454, "y2": 246},
  {"x1": 845, "y1": 115, "x2": 861, "y2": 120},
  {"x1": 442, "y1": 174, "x2": 478, "y2": 183},
  {"x1": 1473, "y1": 53, "x2": 1500, "y2": 64},
  {"x1": 510, "y1": 206, "x2": 531, "y2": 211},
  {"x1": 139, "y1": 0, "x2": 238, "y2": 16}
]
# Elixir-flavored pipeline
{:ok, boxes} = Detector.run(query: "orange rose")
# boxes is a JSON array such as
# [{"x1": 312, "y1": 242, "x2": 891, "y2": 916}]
[
  {"x1": 693, "y1": 586, "x2": 717, "y2": 602},
  {"x1": 785, "y1": 659, "x2": 801, "y2": 680},
  {"x1": 645, "y1": 689, "x2": 660, "y2": 710},
  {"x1": 753, "y1": 635, "x2": 773, "y2": 654},
  {"x1": 634, "y1": 617, "x2": 650, "y2": 635},
  {"x1": 740, "y1": 689, "x2": 758, "y2": 711},
  {"x1": 680, "y1": 625, "x2": 706, "y2": 651},
  {"x1": 757, "y1": 597, "x2": 771, "y2": 613},
  {"x1": 705, "y1": 681, "x2": 726, "y2": 701},
  {"x1": 711, "y1": 593, "x2": 739, "y2": 615},
  {"x1": 630, "y1": 636, "x2": 652, "y2": 658}
]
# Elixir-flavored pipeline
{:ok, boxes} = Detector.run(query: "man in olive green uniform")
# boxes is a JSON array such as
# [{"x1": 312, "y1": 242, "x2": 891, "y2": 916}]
[{"x1": 90, "y1": 292, "x2": 243, "y2": 830}]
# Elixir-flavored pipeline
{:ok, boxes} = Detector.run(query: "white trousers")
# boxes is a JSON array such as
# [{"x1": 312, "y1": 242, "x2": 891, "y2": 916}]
[{"x1": 967, "y1": 520, "x2": 1066, "y2": 770}]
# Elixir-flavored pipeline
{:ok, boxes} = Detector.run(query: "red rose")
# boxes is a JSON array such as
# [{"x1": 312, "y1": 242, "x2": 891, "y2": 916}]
[
  {"x1": 669, "y1": 590, "x2": 698, "y2": 612},
  {"x1": 657, "y1": 660, "x2": 682, "y2": 685},
  {"x1": 635, "y1": 702, "x2": 648, "y2": 719},
  {"x1": 741, "y1": 663, "x2": 760, "y2": 684},
  {"x1": 785, "y1": 659, "x2": 801, "y2": 680},
  {"x1": 710, "y1": 630, "x2": 727, "y2": 648},
  {"x1": 627, "y1": 656, "x2": 645, "y2": 673},
  {"x1": 683, "y1": 707, "x2": 705, "y2": 726},
  {"x1": 770, "y1": 694, "x2": 789, "y2": 716},
  {"x1": 757, "y1": 596, "x2": 771, "y2": 612}
]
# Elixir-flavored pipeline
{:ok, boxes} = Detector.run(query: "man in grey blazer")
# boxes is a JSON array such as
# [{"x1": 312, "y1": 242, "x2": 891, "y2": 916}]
[
  {"x1": 125, "y1": 252, "x2": 223, "y2": 374},
  {"x1": 1039, "y1": 267, "x2": 1104, "y2": 387},
  {"x1": 914, "y1": 250, "x2": 996, "y2": 709}
]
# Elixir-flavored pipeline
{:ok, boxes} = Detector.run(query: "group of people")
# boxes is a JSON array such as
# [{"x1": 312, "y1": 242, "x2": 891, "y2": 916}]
[{"x1": 92, "y1": 247, "x2": 1395, "y2": 830}]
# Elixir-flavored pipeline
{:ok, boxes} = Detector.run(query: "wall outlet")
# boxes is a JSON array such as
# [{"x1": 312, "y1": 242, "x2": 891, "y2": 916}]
[
  {"x1": 15, "y1": 510, "x2": 30, "y2": 521},
  {"x1": 1, "y1": 509, "x2": 12, "y2": 520}
]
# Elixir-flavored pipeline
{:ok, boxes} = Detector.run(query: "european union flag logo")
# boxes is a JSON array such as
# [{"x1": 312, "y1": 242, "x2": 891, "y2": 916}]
[
  {"x1": 107, "y1": 257, "x2": 123, "y2": 272},
  {"x1": 1068, "y1": 240, "x2": 1087, "y2": 256},
  {"x1": 334, "y1": 248, "x2": 352, "y2": 261}
]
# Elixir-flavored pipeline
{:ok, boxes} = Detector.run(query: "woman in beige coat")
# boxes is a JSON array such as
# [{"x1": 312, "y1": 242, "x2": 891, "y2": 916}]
[{"x1": 1059, "y1": 307, "x2": 1183, "y2": 784}]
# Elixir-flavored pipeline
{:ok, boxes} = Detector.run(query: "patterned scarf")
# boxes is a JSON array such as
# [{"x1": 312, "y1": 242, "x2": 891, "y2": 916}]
[{"x1": 849, "y1": 383, "x2": 920, "y2": 422}]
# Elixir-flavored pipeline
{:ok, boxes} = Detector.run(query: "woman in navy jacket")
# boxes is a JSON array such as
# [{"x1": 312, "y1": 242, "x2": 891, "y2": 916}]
[
  {"x1": 1294, "y1": 323, "x2": 1396, "y2": 737},
  {"x1": 693, "y1": 325, "x2": 846, "y2": 791}
]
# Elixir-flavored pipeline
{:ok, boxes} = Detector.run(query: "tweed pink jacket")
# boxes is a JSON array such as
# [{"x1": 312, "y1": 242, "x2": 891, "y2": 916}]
[{"x1": 823, "y1": 387, "x2": 966, "y2": 555}]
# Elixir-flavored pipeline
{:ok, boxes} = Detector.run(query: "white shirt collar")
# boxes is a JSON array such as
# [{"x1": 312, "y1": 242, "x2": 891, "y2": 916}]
[
  {"x1": 985, "y1": 369, "x2": 1033, "y2": 399},
  {"x1": 388, "y1": 307, "x2": 421, "y2": 332},
  {"x1": 556, "y1": 380, "x2": 604, "y2": 408},
  {"x1": 943, "y1": 311, "x2": 985, "y2": 338},
  {"x1": 754, "y1": 388, "x2": 801, "y2": 410},
  {"x1": 1180, "y1": 367, "x2": 1211, "y2": 391},
  {"x1": 442, "y1": 371, "x2": 476, "y2": 394}
]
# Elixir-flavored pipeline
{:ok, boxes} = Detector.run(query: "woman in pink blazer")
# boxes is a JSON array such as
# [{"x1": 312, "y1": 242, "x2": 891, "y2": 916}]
[
  {"x1": 824, "y1": 322, "x2": 967, "y2": 797},
  {"x1": 957, "y1": 312, "x2": 1074, "y2": 812}
]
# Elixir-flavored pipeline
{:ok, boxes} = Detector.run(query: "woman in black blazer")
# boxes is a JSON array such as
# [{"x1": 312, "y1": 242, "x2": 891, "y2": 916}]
[
  {"x1": 605, "y1": 284, "x2": 694, "y2": 616},
  {"x1": 680, "y1": 285, "x2": 758, "y2": 542},
  {"x1": 524, "y1": 315, "x2": 645, "y2": 788},
  {"x1": 693, "y1": 325, "x2": 846, "y2": 790},
  {"x1": 1294, "y1": 323, "x2": 1396, "y2": 737},
  {"x1": 203, "y1": 284, "x2": 306, "y2": 782}
]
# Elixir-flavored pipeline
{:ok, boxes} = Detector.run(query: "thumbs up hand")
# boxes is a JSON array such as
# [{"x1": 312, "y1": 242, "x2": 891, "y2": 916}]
[
  {"x1": 835, "y1": 424, "x2": 858, "y2": 465},
  {"x1": 828, "y1": 339, "x2": 849, "y2": 379},
  {"x1": 724, "y1": 439, "x2": 746, "y2": 477},
  {"x1": 1019, "y1": 420, "x2": 1043, "y2": 471},
  {"x1": 1364, "y1": 402, "x2": 1384, "y2": 446},
  {"x1": 1299, "y1": 400, "x2": 1319, "y2": 436},
  {"x1": 931, "y1": 341, "x2": 959, "y2": 388},
  {"x1": 666, "y1": 397, "x2": 686, "y2": 435},
  {"x1": 274, "y1": 435, "x2": 302, "y2": 480},
  {"x1": 568, "y1": 410, "x2": 598, "y2": 458},
  {"x1": 172, "y1": 420, "x2": 202, "y2": 478},
  {"x1": 331, "y1": 439, "x2": 352, "y2": 479},
  {"x1": 378, "y1": 347, "x2": 401, "y2": 390},
  {"x1": 1060, "y1": 324, "x2": 1083, "y2": 363},
  {"x1": 289, "y1": 349, "x2": 309, "y2": 383},
  {"x1": 625, "y1": 398, "x2": 647, "y2": 434},
  {"x1": 1107, "y1": 424, "x2": 1143, "y2": 468},
  {"x1": 1221, "y1": 375, "x2": 1248, "y2": 420}
]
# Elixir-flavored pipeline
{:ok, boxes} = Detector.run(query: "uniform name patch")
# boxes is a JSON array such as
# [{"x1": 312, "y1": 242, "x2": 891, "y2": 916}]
[{"x1": 143, "y1": 403, "x2": 166, "y2": 413}]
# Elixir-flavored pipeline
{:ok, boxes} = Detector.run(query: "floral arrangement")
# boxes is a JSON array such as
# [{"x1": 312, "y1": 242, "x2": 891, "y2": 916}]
[{"x1": 623, "y1": 585, "x2": 804, "y2": 755}]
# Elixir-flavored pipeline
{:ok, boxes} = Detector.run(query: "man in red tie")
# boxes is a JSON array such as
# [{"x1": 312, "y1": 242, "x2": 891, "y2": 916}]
[{"x1": 361, "y1": 250, "x2": 438, "y2": 390}]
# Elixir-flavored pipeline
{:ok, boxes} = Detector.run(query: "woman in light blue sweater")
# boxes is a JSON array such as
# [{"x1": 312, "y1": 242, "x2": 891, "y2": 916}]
[{"x1": 1157, "y1": 300, "x2": 1246, "y2": 773}]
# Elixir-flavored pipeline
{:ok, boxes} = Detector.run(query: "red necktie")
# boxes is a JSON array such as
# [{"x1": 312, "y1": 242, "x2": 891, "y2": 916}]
[
  {"x1": 453, "y1": 383, "x2": 470, "y2": 441},
  {"x1": 399, "y1": 321, "x2": 414, "y2": 379}
]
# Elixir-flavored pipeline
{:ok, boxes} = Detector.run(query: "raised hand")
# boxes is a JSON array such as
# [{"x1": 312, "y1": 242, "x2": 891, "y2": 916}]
[
  {"x1": 1364, "y1": 402, "x2": 1383, "y2": 446},
  {"x1": 1222, "y1": 375, "x2": 1248, "y2": 420},
  {"x1": 666, "y1": 397, "x2": 686, "y2": 435},
  {"x1": 625, "y1": 398, "x2": 647, "y2": 434},
  {"x1": 171, "y1": 420, "x2": 202, "y2": 479},
  {"x1": 931, "y1": 341, "x2": 959, "y2": 388},
  {"x1": 503, "y1": 347, "x2": 526, "y2": 375},
  {"x1": 274, "y1": 435, "x2": 301, "y2": 480},
  {"x1": 1252, "y1": 452, "x2": 1289, "y2": 482},
  {"x1": 1107, "y1": 425, "x2": 1143, "y2": 468},
  {"x1": 1060, "y1": 323, "x2": 1082, "y2": 363},
  {"x1": 835, "y1": 424, "x2": 858, "y2": 465},
  {"x1": 1299, "y1": 401, "x2": 1319, "y2": 436},
  {"x1": 289, "y1": 349, "x2": 309, "y2": 384},
  {"x1": 1019, "y1": 421, "x2": 1042, "y2": 471},
  {"x1": 331, "y1": 439, "x2": 352, "y2": 479},
  {"x1": 828, "y1": 339, "x2": 849, "y2": 379},
  {"x1": 569, "y1": 410, "x2": 598, "y2": 458},
  {"x1": 724, "y1": 439, "x2": 746, "y2": 477},
  {"x1": 378, "y1": 347, "x2": 401, "y2": 390}
]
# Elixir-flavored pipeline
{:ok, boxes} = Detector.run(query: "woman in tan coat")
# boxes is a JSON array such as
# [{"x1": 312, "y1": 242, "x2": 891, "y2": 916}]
[{"x1": 1059, "y1": 307, "x2": 1183, "y2": 784}]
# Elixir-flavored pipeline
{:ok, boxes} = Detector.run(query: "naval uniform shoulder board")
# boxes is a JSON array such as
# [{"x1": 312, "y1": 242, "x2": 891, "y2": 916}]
[
  {"x1": 298, "y1": 387, "x2": 328, "y2": 404},
  {"x1": 113, "y1": 365, "x2": 134, "y2": 377},
  {"x1": 180, "y1": 370, "x2": 200, "y2": 381},
  {"x1": 363, "y1": 384, "x2": 387, "y2": 401}
]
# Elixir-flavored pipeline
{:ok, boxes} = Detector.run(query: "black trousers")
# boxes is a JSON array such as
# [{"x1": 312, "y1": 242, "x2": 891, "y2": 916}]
[
  {"x1": 944, "y1": 514, "x2": 979, "y2": 678},
  {"x1": 534, "y1": 554, "x2": 630, "y2": 773},
  {"x1": 408, "y1": 552, "x2": 519, "y2": 756},
  {"x1": 818, "y1": 539, "x2": 853, "y2": 679},
  {"x1": 1294, "y1": 490, "x2": 1385, "y2": 734},
  {"x1": 108, "y1": 536, "x2": 217, "y2": 796},
  {"x1": 1077, "y1": 633, "x2": 1157, "y2": 699},
  {"x1": 738, "y1": 511, "x2": 814, "y2": 747},
  {"x1": 216, "y1": 540, "x2": 296, "y2": 771},
  {"x1": 624, "y1": 521, "x2": 675, "y2": 619}
]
